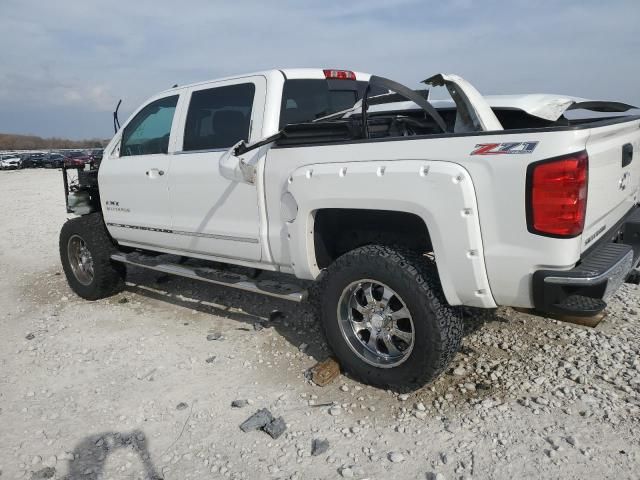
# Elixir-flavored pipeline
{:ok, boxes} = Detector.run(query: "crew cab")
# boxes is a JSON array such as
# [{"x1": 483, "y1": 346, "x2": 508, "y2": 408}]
[{"x1": 58, "y1": 68, "x2": 640, "y2": 388}]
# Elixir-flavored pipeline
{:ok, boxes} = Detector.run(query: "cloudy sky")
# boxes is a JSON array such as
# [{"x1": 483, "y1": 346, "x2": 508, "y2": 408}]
[{"x1": 1, "y1": 0, "x2": 638, "y2": 139}]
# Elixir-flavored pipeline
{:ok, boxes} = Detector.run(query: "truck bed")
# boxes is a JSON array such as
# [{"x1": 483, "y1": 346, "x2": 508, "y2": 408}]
[{"x1": 265, "y1": 114, "x2": 640, "y2": 309}]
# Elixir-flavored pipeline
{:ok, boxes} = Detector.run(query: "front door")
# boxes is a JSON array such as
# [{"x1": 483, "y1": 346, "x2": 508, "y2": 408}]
[
  {"x1": 167, "y1": 77, "x2": 266, "y2": 261},
  {"x1": 99, "y1": 94, "x2": 181, "y2": 249}
]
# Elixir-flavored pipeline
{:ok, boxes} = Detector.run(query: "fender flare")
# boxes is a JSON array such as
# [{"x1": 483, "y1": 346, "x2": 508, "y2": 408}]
[{"x1": 283, "y1": 159, "x2": 497, "y2": 308}]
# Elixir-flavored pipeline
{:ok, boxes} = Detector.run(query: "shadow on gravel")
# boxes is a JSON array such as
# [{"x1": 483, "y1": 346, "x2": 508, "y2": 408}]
[
  {"x1": 60, "y1": 430, "x2": 162, "y2": 480},
  {"x1": 123, "y1": 265, "x2": 328, "y2": 362},
  {"x1": 122, "y1": 264, "x2": 500, "y2": 372}
]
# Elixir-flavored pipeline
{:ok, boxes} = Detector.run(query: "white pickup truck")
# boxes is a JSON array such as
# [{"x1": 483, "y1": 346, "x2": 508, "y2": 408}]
[{"x1": 59, "y1": 68, "x2": 640, "y2": 388}]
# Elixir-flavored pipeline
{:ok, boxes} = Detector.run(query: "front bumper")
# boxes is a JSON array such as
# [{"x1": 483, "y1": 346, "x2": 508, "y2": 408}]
[{"x1": 532, "y1": 206, "x2": 640, "y2": 316}]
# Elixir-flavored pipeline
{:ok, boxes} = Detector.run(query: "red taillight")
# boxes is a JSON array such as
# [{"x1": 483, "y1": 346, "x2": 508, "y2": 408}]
[
  {"x1": 527, "y1": 151, "x2": 588, "y2": 237},
  {"x1": 323, "y1": 69, "x2": 356, "y2": 80}
]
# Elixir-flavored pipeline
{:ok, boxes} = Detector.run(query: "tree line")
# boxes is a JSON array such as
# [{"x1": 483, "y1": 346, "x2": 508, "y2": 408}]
[{"x1": 0, "y1": 133, "x2": 108, "y2": 151}]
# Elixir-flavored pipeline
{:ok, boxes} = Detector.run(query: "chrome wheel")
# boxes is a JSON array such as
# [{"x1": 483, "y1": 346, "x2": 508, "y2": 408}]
[
  {"x1": 67, "y1": 234, "x2": 94, "y2": 286},
  {"x1": 337, "y1": 280, "x2": 415, "y2": 368}
]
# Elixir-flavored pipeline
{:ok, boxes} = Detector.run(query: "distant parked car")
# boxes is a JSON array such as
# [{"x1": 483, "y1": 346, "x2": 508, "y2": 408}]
[
  {"x1": 42, "y1": 153, "x2": 65, "y2": 168},
  {"x1": 0, "y1": 154, "x2": 23, "y2": 170},
  {"x1": 63, "y1": 151, "x2": 93, "y2": 168},
  {"x1": 64, "y1": 149, "x2": 102, "y2": 168},
  {"x1": 22, "y1": 153, "x2": 46, "y2": 168}
]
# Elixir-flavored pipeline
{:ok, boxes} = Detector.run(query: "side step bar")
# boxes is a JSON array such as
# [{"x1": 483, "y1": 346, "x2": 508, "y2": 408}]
[{"x1": 110, "y1": 252, "x2": 307, "y2": 302}]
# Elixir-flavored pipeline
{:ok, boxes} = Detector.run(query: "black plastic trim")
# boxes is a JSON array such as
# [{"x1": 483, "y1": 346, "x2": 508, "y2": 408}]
[{"x1": 271, "y1": 115, "x2": 640, "y2": 150}]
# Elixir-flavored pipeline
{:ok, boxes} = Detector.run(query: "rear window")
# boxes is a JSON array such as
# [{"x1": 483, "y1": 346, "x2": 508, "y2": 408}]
[
  {"x1": 183, "y1": 83, "x2": 255, "y2": 151},
  {"x1": 279, "y1": 79, "x2": 386, "y2": 129}
]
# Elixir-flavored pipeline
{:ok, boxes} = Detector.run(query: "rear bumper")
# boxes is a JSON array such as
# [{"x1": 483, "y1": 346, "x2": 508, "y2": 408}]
[{"x1": 532, "y1": 206, "x2": 640, "y2": 316}]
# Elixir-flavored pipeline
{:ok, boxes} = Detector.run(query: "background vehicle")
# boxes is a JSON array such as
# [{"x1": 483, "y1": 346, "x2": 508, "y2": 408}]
[
  {"x1": 21, "y1": 152, "x2": 45, "y2": 168},
  {"x1": 63, "y1": 151, "x2": 93, "y2": 167},
  {"x1": 0, "y1": 154, "x2": 22, "y2": 170},
  {"x1": 58, "y1": 68, "x2": 640, "y2": 389},
  {"x1": 42, "y1": 152, "x2": 65, "y2": 168}
]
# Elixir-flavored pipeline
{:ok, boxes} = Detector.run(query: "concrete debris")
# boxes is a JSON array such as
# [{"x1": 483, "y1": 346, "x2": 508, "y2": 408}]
[
  {"x1": 263, "y1": 416, "x2": 287, "y2": 439},
  {"x1": 239, "y1": 408, "x2": 274, "y2": 432},
  {"x1": 240, "y1": 408, "x2": 287, "y2": 438},
  {"x1": 311, "y1": 438, "x2": 330, "y2": 456}
]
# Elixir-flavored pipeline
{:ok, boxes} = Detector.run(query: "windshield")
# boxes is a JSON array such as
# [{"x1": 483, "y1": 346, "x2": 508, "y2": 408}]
[{"x1": 279, "y1": 79, "x2": 387, "y2": 129}]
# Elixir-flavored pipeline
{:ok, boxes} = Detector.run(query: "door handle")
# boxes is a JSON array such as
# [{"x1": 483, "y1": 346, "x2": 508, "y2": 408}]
[
  {"x1": 145, "y1": 169, "x2": 165, "y2": 177},
  {"x1": 622, "y1": 143, "x2": 633, "y2": 168}
]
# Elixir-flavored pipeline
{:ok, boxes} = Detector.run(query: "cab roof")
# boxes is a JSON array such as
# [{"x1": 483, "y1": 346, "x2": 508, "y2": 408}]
[{"x1": 160, "y1": 68, "x2": 372, "y2": 94}]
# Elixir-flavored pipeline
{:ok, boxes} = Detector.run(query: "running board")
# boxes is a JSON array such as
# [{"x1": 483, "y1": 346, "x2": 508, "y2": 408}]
[{"x1": 110, "y1": 252, "x2": 307, "y2": 302}]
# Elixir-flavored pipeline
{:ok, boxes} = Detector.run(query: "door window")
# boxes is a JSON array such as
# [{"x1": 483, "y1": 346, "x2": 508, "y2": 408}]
[
  {"x1": 183, "y1": 83, "x2": 255, "y2": 151},
  {"x1": 121, "y1": 95, "x2": 178, "y2": 157}
]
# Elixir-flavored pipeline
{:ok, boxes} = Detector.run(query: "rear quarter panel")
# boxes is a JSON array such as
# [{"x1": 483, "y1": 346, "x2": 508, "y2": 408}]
[{"x1": 264, "y1": 128, "x2": 592, "y2": 308}]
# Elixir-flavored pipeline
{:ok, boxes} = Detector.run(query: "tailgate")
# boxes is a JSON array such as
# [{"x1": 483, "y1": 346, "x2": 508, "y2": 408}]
[{"x1": 582, "y1": 118, "x2": 640, "y2": 252}]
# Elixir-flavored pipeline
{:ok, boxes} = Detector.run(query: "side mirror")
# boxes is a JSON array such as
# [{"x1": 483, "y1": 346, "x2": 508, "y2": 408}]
[{"x1": 219, "y1": 141, "x2": 256, "y2": 185}]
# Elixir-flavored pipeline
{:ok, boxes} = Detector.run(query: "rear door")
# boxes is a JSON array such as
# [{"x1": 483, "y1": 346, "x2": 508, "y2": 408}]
[
  {"x1": 166, "y1": 76, "x2": 266, "y2": 261},
  {"x1": 99, "y1": 93, "x2": 182, "y2": 249},
  {"x1": 582, "y1": 119, "x2": 640, "y2": 251}
]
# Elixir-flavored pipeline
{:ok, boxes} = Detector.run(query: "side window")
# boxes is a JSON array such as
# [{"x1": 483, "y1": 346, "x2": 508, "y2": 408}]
[
  {"x1": 121, "y1": 95, "x2": 178, "y2": 157},
  {"x1": 183, "y1": 83, "x2": 255, "y2": 151}
]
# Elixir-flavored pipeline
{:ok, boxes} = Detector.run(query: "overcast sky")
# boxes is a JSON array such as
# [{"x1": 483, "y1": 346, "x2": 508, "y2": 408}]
[{"x1": 1, "y1": 0, "x2": 638, "y2": 139}]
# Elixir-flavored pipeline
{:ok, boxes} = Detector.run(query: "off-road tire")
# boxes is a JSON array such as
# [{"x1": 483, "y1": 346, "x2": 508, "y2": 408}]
[
  {"x1": 59, "y1": 213, "x2": 126, "y2": 300},
  {"x1": 316, "y1": 244, "x2": 463, "y2": 389}
]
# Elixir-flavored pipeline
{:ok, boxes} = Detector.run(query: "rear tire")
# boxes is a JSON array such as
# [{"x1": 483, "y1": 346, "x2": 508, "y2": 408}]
[
  {"x1": 316, "y1": 244, "x2": 462, "y2": 389},
  {"x1": 59, "y1": 213, "x2": 126, "y2": 300}
]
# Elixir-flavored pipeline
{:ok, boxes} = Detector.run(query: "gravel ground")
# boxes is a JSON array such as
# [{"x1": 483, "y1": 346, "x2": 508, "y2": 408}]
[{"x1": 0, "y1": 169, "x2": 639, "y2": 480}]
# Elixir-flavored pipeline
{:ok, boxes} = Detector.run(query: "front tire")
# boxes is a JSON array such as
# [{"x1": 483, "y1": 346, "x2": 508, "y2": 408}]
[
  {"x1": 317, "y1": 245, "x2": 462, "y2": 389},
  {"x1": 59, "y1": 213, "x2": 126, "y2": 300}
]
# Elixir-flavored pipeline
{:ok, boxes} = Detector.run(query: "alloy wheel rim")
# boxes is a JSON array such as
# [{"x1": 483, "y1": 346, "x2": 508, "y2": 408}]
[
  {"x1": 67, "y1": 234, "x2": 94, "y2": 286},
  {"x1": 337, "y1": 279, "x2": 415, "y2": 368}
]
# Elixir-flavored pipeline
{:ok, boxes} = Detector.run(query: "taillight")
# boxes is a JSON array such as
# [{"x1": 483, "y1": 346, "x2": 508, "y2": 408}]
[
  {"x1": 323, "y1": 69, "x2": 356, "y2": 80},
  {"x1": 526, "y1": 151, "x2": 588, "y2": 238}
]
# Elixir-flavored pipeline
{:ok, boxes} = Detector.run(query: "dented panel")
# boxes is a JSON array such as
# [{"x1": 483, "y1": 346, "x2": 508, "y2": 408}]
[{"x1": 423, "y1": 73, "x2": 504, "y2": 132}]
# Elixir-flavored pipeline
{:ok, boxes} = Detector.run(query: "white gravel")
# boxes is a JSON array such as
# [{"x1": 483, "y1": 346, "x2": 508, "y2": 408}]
[{"x1": 0, "y1": 169, "x2": 639, "y2": 479}]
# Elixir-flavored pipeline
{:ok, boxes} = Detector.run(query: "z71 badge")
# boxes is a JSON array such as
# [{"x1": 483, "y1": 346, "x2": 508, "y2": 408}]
[{"x1": 471, "y1": 141, "x2": 538, "y2": 155}]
